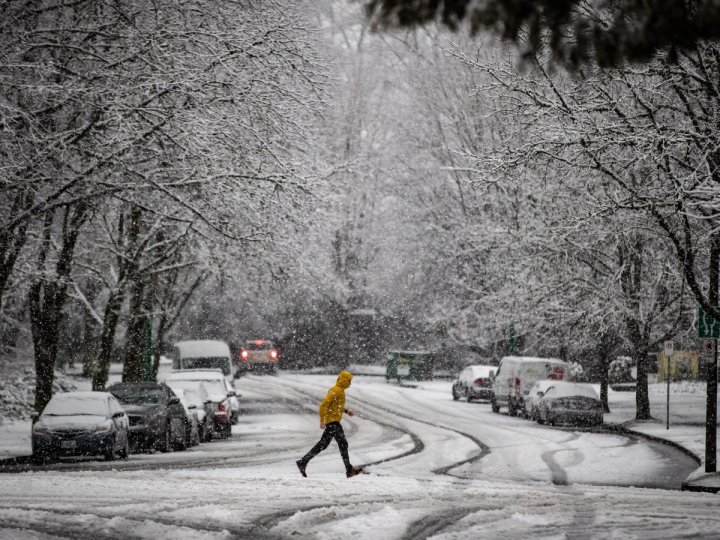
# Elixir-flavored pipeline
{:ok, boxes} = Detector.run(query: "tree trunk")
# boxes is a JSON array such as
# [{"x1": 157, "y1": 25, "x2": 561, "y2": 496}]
[
  {"x1": 153, "y1": 312, "x2": 168, "y2": 380},
  {"x1": 81, "y1": 278, "x2": 101, "y2": 377},
  {"x1": 92, "y1": 289, "x2": 125, "y2": 391},
  {"x1": 634, "y1": 346, "x2": 651, "y2": 419},
  {"x1": 91, "y1": 206, "x2": 142, "y2": 390},
  {"x1": 0, "y1": 191, "x2": 33, "y2": 311},
  {"x1": 122, "y1": 276, "x2": 147, "y2": 383},
  {"x1": 30, "y1": 205, "x2": 87, "y2": 412}
]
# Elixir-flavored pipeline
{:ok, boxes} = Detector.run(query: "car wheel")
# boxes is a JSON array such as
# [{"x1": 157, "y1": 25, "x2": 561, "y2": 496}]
[
  {"x1": 174, "y1": 423, "x2": 188, "y2": 451},
  {"x1": 159, "y1": 423, "x2": 172, "y2": 453},
  {"x1": 491, "y1": 398, "x2": 500, "y2": 413},
  {"x1": 104, "y1": 435, "x2": 117, "y2": 461},
  {"x1": 119, "y1": 437, "x2": 129, "y2": 459},
  {"x1": 508, "y1": 402, "x2": 517, "y2": 416},
  {"x1": 452, "y1": 387, "x2": 459, "y2": 401}
]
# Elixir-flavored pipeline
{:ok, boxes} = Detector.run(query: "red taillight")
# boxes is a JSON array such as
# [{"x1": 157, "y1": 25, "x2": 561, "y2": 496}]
[
  {"x1": 217, "y1": 402, "x2": 226, "y2": 412},
  {"x1": 241, "y1": 350, "x2": 248, "y2": 360},
  {"x1": 254, "y1": 339, "x2": 264, "y2": 345},
  {"x1": 270, "y1": 349, "x2": 278, "y2": 360},
  {"x1": 474, "y1": 378, "x2": 488, "y2": 386},
  {"x1": 514, "y1": 378, "x2": 521, "y2": 387}
]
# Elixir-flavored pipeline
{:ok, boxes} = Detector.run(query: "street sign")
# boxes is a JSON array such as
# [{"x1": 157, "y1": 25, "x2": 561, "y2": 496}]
[
  {"x1": 664, "y1": 340, "x2": 674, "y2": 357},
  {"x1": 698, "y1": 307, "x2": 720, "y2": 338}
]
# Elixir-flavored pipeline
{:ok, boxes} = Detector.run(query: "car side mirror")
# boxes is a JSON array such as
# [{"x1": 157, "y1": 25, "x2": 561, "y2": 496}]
[
  {"x1": 537, "y1": 391, "x2": 544, "y2": 397},
  {"x1": 112, "y1": 411, "x2": 125, "y2": 419},
  {"x1": 168, "y1": 396, "x2": 180, "y2": 405},
  {"x1": 227, "y1": 391, "x2": 236, "y2": 398},
  {"x1": 31, "y1": 411, "x2": 39, "y2": 424},
  {"x1": 489, "y1": 371, "x2": 495, "y2": 380}
]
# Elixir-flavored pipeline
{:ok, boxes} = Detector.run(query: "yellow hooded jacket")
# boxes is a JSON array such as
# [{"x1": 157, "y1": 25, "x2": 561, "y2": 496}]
[{"x1": 319, "y1": 371, "x2": 353, "y2": 424}]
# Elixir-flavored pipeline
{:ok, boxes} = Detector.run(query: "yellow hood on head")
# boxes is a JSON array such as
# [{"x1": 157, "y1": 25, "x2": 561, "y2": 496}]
[{"x1": 336, "y1": 371, "x2": 353, "y2": 389}]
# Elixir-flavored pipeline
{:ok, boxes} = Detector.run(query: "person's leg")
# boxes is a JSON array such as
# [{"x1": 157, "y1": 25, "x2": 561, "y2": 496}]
[
  {"x1": 299, "y1": 423, "x2": 336, "y2": 465},
  {"x1": 331, "y1": 423, "x2": 353, "y2": 473}
]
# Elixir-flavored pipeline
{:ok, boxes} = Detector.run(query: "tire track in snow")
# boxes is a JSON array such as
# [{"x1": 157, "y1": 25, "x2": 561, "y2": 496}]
[{"x1": 269, "y1": 378, "x2": 489, "y2": 473}]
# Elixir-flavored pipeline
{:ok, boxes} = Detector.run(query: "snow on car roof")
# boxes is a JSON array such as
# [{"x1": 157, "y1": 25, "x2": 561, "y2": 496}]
[
  {"x1": 43, "y1": 391, "x2": 111, "y2": 416},
  {"x1": 544, "y1": 381, "x2": 599, "y2": 399},
  {"x1": 166, "y1": 369, "x2": 225, "y2": 381},
  {"x1": 466, "y1": 365, "x2": 496, "y2": 377},
  {"x1": 174, "y1": 340, "x2": 230, "y2": 358}
]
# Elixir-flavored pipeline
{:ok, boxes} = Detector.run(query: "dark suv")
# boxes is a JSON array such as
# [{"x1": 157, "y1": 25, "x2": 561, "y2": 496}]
[{"x1": 107, "y1": 382, "x2": 189, "y2": 453}]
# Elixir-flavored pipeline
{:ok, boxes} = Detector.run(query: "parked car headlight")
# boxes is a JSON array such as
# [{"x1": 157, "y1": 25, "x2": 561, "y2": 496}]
[
  {"x1": 32, "y1": 422, "x2": 49, "y2": 434},
  {"x1": 96, "y1": 419, "x2": 114, "y2": 432}
]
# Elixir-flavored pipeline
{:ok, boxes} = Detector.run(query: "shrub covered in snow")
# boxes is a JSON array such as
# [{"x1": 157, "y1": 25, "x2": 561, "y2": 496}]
[
  {"x1": 609, "y1": 356, "x2": 634, "y2": 383},
  {"x1": 0, "y1": 367, "x2": 77, "y2": 424},
  {"x1": 567, "y1": 361, "x2": 586, "y2": 382}
]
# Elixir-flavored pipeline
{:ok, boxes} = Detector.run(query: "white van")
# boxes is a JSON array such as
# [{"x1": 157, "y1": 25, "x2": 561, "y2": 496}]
[
  {"x1": 172, "y1": 340, "x2": 233, "y2": 383},
  {"x1": 490, "y1": 356, "x2": 568, "y2": 416}
]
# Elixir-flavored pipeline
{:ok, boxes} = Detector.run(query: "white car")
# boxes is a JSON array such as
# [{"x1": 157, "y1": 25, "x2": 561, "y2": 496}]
[
  {"x1": 535, "y1": 381, "x2": 603, "y2": 427},
  {"x1": 524, "y1": 380, "x2": 557, "y2": 420},
  {"x1": 452, "y1": 365, "x2": 496, "y2": 401},
  {"x1": 171, "y1": 388, "x2": 201, "y2": 447},
  {"x1": 165, "y1": 370, "x2": 236, "y2": 438},
  {"x1": 166, "y1": 382, "x2": 214, "y2": 442}
]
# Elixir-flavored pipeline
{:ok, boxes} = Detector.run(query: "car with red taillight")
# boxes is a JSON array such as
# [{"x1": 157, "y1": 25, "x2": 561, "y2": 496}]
[
  {"x1": 452, "y1": 365, "x2": 496, "y2": 402},
  {"x1": 237, "y1": 339, "x2": 280, "y2": 375}
]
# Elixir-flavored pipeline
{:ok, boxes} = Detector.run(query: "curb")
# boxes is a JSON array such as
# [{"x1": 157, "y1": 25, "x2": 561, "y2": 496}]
[{"x1": 600, "y1": 422, "x2": 702, "y2": 466}]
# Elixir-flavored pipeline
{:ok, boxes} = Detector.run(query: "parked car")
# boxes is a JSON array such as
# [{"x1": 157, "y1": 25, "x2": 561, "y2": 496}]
[
  {"x1": 106, "y1": 382, "x2": 188, "y2": 453},
  {"x1": 165, "y1": 369, "x2": 235, "y2": 438},
  {"x1": 172, "y1": 388, "x2": 201, "y2": 447},
  {"x1": 172, "y1": 340, "x2": 234, "y2": 383},
  {"x1": 535, "y1": 381, "x2": 604, "y2": 426},
  {"x1": 31, "y1": 391, "x2": 129, "y2": 463},
  {"x1": 238, "y1": 339, "x2": 279, "y2": 375},
  {"x1": 452, "y1": 365, "x2": 496, "y2": 401},
  {"x1": 166, "y1": 381, "x2": 214, "y2": 442},
  {"x1": 491, "y1": 356, "x2": 569, "y2": 416},
  {"x1": 524, "y1": 380, "x2": 557, "y2": 420}
]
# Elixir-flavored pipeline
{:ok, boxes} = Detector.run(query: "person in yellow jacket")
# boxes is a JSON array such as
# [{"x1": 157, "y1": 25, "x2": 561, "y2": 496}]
[{"x1": 296, "y1": 371, "x2": 363, "y2": 478}]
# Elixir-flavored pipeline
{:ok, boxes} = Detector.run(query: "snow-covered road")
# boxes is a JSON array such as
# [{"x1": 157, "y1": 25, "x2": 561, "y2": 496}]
[{"x1": 0, "y1": 373, "x2": 717, "y2": 539}]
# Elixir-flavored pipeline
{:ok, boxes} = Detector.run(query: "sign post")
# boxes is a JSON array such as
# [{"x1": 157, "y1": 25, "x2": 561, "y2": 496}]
[
  {"x1": 664, "y1": 341, "x2": 673, "y2": 430},
  {"x1": 698, "y1": 307, "x2": 719, "y2": 472}
]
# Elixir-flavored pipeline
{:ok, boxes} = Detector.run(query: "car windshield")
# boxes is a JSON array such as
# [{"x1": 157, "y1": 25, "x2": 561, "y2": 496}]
[
  {"x1": 109, "y1": 386, "x2": 165, "y2": 405},
  {"x1": 181, "y1": 356, "x2": 230, "y2": 375},
  {"x1": 43, "y1": 395, "x2": 108, "y2": 416}
]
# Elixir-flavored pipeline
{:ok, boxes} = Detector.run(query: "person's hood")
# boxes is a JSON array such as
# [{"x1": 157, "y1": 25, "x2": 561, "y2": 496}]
[{"x1": 336, "y1": 371, "x2": 353, "y2": 389}]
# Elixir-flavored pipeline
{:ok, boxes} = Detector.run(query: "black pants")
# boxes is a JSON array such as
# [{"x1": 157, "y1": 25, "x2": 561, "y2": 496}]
[{"x1": 299, "y1": 422, "x2": 351, "y2": 472}]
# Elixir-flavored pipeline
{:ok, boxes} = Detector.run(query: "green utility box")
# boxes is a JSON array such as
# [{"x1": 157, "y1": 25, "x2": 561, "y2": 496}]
[{"x1": 385, "y1": 350, "x2": 435, "y2": 382}]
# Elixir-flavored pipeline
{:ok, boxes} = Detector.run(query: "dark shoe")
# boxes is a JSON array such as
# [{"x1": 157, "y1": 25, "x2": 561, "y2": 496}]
[
  {"x1": 346, "y1": 467, "x2": 363, "y2": 478},
  {"x1": 296, "y1": 460, "x2": 307, "y2": 478}
]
